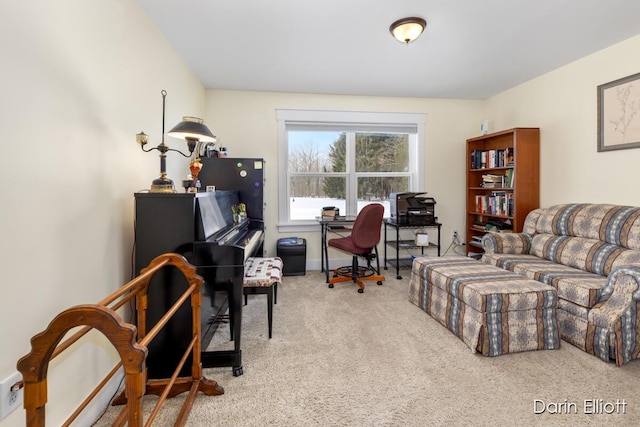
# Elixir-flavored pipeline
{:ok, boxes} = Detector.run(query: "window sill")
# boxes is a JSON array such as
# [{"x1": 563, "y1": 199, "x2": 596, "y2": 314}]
[{"x1": 277, "y1": 222, "x2": 320, "y2": 233}]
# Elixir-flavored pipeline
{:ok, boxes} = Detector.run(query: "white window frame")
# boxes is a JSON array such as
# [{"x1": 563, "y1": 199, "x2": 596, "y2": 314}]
[{"x1": 277, "y1": 109, "x2": 426, "y2": 232}]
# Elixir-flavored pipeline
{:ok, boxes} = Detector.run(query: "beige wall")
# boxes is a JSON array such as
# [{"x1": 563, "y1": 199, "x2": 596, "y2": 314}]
[
  {"x1": 3, "y1": 2, "x2": 640, "y2": 424},
  {"x1": 485, "y1": 34, "x2": 640, "y2": 207},
  {"x1": 205, "y1": 90, "x2": 484, "y2": 263},
  {"x1": 207, "y1": 34, "x2": 640, "y2": 272},
  {"x1": 0, "y1": 1, "x2": 205, "y2": 425}
]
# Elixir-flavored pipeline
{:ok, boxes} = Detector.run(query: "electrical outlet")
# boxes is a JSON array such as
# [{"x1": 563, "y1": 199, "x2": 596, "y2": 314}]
[
  {"x1": 452, "y1": 230, "x2": 460, "y2": 245},
  {"x1": 0, "y1": 371, "x2": 23, "y2": 420}
]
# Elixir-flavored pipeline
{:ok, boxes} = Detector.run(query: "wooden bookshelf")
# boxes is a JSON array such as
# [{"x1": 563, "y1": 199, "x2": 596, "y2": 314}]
[{"x1": 465, "y1": 128, "x2": 539, "y2": 256}]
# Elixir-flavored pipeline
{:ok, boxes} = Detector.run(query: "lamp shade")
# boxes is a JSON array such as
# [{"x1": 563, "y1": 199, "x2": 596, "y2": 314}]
[
  {"x1": 167, "y1": 116, "x2": 217, "y2": 142},
  {"x1": 389, "y1": 17, "x2": 427, "y2": 44}
]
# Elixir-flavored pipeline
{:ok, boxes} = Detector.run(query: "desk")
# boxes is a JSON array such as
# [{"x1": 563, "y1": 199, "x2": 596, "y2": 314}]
[
  {"x1": 316, "y1": 216, "x2": 356, "y2": 283},
  {"x1": 384, "y1": 219, "x2": 441, "y2": 280}
]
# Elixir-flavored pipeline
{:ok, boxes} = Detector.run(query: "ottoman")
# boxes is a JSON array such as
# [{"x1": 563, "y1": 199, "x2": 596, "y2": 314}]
[{"x1": 409, "y1": 256, "x2": 560, "y2": 356}]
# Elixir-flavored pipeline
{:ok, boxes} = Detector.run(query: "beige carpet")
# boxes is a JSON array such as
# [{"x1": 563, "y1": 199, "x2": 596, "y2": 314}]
[{"x1": 96, "y1": 270, "x2": 640, "y2": 426}]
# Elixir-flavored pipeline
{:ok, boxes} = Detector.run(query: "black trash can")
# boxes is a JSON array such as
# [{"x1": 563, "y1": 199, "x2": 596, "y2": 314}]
[{"x1": 277, "y1": 237, "x2": 307, "y2": 276}]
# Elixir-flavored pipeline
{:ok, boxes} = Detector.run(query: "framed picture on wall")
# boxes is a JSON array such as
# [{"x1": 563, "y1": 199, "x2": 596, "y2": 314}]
[{"x1": 597, "y1": 71, "x2": 640, "y2": 152}]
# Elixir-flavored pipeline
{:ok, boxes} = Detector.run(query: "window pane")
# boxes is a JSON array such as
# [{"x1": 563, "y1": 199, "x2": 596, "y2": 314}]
[
  {"x1": 358, "y1": 200, "x2": 391, "y2": 218},
  {"x1": 357, "y1": 176, "x2": 409, "y2": 218},
  {"x1": 357, "y1": 176, "x2": 409, "y2": 200},
  {"x1": 289, "y1": 176, "x2": 346, "y2": 220},
  {"x1": 355, "y1": 133, "x2": 409, "y2": 172},
  {"x1": 288, "y1": 131, "x2": 345, "y2": 173}
]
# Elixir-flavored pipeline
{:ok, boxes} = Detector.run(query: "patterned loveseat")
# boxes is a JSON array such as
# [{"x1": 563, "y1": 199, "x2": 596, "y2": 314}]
[{"x1": 482, "y1": 203, "x2": 640, "y2": 366}]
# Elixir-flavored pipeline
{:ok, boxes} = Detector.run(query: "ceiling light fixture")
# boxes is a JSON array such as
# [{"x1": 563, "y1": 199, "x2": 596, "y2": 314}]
[{"x1": 389, "y1": 17, "x2": 427, "y2": 44}]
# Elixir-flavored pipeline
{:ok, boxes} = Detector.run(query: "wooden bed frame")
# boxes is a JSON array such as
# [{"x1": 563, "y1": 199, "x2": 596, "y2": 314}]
[{"x1": 17, "y1": 253, "x2": 224, "y2": 426}]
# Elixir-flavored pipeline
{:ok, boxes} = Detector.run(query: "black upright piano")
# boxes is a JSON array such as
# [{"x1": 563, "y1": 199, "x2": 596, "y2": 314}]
[{"x1": 134, "y1": 190, "x2": 264, "y2": 378}]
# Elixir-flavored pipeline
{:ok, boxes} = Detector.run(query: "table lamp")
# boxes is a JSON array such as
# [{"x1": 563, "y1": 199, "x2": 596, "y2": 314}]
[{"x1": 136, "y1": 90, "x2": 216, "y2": 193}]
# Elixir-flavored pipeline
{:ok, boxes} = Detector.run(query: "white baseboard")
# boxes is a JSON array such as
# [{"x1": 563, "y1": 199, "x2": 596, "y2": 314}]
[{"x1": 80, "y1": 369, "x2": 124, "y2": 426}]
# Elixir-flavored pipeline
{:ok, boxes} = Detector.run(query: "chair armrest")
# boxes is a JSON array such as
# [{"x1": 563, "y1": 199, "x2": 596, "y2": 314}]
[{"x1": 481, "y1": 232, "x2": 532, "y2": 254}]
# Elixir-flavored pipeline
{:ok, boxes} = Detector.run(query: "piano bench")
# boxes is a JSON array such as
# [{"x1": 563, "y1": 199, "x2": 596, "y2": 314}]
[{"x1": 243, "y1": 257, "x2": 283, "y2": 339}]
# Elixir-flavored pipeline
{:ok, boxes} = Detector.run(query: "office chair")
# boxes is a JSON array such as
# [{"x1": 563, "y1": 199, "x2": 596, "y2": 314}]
[{"x1": 328, "y1": 203, "x2": 385, "y2": 293}]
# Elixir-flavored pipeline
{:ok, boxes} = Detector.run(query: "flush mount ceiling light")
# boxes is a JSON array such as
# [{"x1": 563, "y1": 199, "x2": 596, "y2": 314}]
[{"x1": 389, "y1": 17, "x2": 427, "y2": 44}]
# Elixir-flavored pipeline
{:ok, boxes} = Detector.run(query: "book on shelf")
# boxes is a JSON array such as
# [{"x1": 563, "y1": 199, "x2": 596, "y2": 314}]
[
  {"x1": 505, "y1": 147, "x2": 514, "y2": 166},
  {"x1": 488, "y1": 218, "x2": 513, "y2": 230},
  {"x1": 470, "y1": 217, "x2": 513, "y2": 233},
  {"x1": 321, "y1": 206, "x2": 339, "y2": 219},
  {"x1": 505, "y1": 169, "x2": 514, "y2": 187},
  {"x1": 471, "y1": 225, "x2": 487, "y2": 232},
  {"x1": 482, "y1": 174, "x2": 503, "y2": 182},
  {"x1": 481, "y1": 182, "x2": 500, "y2": 188},
  {"x1": 481, "y1": 173, "x2": 510, "y2": 188},
  {"x1": 474, "y1": 192, "x2": 513, "y2": 216},
  {"x1": 470, "y1": 149, "x2": 512, "y2": 169}
]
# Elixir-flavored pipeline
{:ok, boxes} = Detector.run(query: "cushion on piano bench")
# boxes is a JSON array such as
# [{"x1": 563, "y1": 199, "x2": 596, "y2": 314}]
[{"x1": 243, "y1": 257, "x2": 283, "y2": 287}]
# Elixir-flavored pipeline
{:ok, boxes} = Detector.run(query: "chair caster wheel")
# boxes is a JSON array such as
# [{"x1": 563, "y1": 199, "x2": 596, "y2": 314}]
[
  {"x1": 328, "y1": 283, "x2": 334, "y2": 288},
  {"x1": 358, "y1": 288, "x2": 364, "y2": 293},
  {"x1": 377, "y1": 281, "x2": 383, "y2": 285},
  {"x1": 233, "y1": 366, "x2": 244, "y2": 376}
]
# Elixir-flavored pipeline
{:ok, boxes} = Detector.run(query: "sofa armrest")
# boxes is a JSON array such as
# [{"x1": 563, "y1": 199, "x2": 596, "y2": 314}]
[
  {"x1": 481, "y1": 232, "x2": 532, "y2": 254},
  {"x1": 592, "y1": 266, "x2": 640, "y2": 316},
  {"x1": 588, "y1": 266, "x2": 640, "y2": 366}
]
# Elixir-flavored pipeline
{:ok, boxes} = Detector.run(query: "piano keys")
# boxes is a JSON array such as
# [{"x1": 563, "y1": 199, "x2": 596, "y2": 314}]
[{"x1": 134, "y1": 190, "x2": 264, "y2": 378}]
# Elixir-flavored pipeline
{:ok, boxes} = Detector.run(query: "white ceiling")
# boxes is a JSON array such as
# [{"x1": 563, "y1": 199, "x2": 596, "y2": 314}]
[{"x1": 136, "y1": 0, "x2": 640, "y2": 99}]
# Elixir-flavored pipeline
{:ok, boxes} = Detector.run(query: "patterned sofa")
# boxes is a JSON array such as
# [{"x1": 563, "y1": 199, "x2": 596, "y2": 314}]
[{"x1": 482, "y1": 203, "x2": 640, "y2": 366}]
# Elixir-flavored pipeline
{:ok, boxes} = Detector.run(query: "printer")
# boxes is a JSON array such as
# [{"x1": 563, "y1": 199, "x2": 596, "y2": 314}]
[{"x1": 389, "y1": 192, "x2": 436, "y2": 225}]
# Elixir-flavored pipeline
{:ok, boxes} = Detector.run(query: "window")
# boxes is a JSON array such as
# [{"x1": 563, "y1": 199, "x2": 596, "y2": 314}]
[{"x1": 277, "y1": 109, "x2": 426, "y2": 231}]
